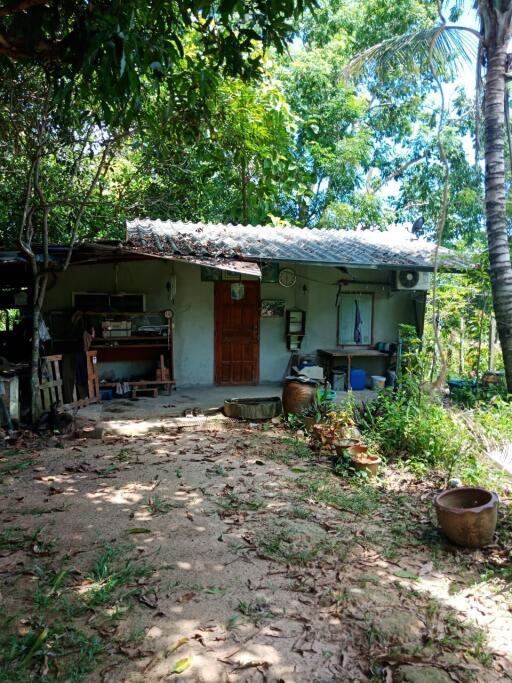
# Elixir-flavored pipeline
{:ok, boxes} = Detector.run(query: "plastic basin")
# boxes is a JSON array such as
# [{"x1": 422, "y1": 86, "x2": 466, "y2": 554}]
[{"x1": 224, "y1": 397, "x2": 282, "y2": 420}]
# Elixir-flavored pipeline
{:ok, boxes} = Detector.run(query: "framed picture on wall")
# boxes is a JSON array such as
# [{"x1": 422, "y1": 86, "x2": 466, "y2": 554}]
[
  {"x1": 337, "y1": 293, "x2": 373, "y2": 346},
  {"x1": 261, "y1": 299, "x2": 286, "y2": 317}
]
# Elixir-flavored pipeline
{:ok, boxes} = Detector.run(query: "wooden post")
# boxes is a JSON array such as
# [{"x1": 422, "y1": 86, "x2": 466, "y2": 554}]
[
  {"x1": 489, "y1": 315, "x2": 497, "y2": 371},
  {"x1": 86, "y1": 351, "x2": 100, "y2": 401}
]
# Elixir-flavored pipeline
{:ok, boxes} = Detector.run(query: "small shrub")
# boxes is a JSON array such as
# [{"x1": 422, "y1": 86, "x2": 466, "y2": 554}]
[
  {"x1": 355, "y1": 382, "x2": 469, "y2": 478},
  {"x1": 471, "y1": 396, "x2": 512, "y2": 443}
]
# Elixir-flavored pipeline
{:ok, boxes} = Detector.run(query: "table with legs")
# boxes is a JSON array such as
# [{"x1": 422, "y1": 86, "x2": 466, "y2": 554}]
[{"x1": 317, "y1": 348, "x2": 390, "y2": 390}]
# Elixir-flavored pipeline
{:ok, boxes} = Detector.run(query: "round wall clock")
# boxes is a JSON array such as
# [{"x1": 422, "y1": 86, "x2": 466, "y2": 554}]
[{"x1": 278, "y1": 267, "x2": 296, "y2": 287}]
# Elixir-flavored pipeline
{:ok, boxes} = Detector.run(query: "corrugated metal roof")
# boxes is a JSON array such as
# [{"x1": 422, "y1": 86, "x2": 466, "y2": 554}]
[{"x1": 126, "y1": 219, "x2": 470, "y2": 271}]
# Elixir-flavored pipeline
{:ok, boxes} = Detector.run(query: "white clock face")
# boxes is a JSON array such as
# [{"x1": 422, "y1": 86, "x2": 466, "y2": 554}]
[{"x1": 279, "y1": 268, "x2": 296, "y2": 287}]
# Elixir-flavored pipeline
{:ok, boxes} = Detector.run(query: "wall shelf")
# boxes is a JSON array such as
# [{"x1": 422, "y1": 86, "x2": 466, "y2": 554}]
[{"x1": 286, "y1": 309, "x2": 306, "y2": 351}]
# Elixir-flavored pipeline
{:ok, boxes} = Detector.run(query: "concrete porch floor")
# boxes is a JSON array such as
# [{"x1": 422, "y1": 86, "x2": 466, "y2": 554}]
[{"x1": 78, "y1": 383, "x2": 378, "y2": 435}]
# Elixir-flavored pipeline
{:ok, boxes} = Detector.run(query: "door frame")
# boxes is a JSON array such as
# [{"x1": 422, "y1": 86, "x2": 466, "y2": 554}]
[{"x1": 214, "y1": 280, "x2": 260, "y2": 385}]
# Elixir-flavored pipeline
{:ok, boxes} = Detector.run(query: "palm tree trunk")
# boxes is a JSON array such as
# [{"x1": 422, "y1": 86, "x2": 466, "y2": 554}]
[{"x1": 483, "y1": 39, "x2": 512, "y2": 391}]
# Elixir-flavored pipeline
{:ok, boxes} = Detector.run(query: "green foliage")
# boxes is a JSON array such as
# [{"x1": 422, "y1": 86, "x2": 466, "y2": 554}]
[
  {"x1": 471, "y1": 397, "x2": 512, "y2": 445},
  {"x1": 424, "y1": 262, "x2": 502, "y2": 381},
  {"x1": 83, "y1": 544, "x2": 153, "y2": 607},
  {"x1": 114, "y1": 0, "x2": 476, "y2": 232},
  {"x1": 0, "y1": 0, "x2": 313, "y2": 126},
  {"x1": 392, "y1": 92, "x2": 484, "y2": 244},
  {"x1": 296, "y1": 471, "x2": 381, "y2": 514},
  {"x1": 355, "y1": 379, "x2": 469, "y2": 479},
  {"x1": 0, "y1": 543, "x2": 152, "y2": 681},
  {"x1": 0, "y1": 620, "x2": 103, "y2": 683},
  {"x1": 0, "y1": 0, "x2": 486, "y2": 243}
]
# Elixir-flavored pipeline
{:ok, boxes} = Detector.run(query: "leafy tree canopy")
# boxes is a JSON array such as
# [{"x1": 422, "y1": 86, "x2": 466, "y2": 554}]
[
  {"x1": 0, "y1": 0, "x2": 490, "y2": 250},
  {"x1": 0, "y1": 0, "x2": 312, "y2": 123}
]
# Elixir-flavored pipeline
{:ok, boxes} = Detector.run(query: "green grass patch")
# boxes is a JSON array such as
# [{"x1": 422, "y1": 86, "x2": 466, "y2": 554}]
[
  {"x1": 145, "y1": 493, "x2": 173, "y2": 515},
  {"x1": 0, "y1": 619, "x2": 103, "y2": 683},
  {"x1": 295, "y1": 472, "x2": 381, "y2": 515},
  {"x1": 0, "y1": 459, "x2": 35, "y2": 478},
  {"x1": 0, "y1": 527, "x2": 53, "y2": 554},
  {"x1": 82, "y1": 544, "x2": 153, "y2": 607},
  {"x1": 216, "y1": 493, "x2": 264, "y2": 512},
  {"x1": 287, "y1": 505, "x2": 313, "y2": 520},
  {"x1": 255, "y1": 520, "x2": 353, "y2": 566}
]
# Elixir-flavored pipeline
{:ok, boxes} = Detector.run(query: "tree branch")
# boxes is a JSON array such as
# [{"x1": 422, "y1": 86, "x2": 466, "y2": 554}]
[
  {"x1": 62, "y1": 140, "x2": 116, "y2": 270},
  {"x1": 0, "y1": 0, "x2": 48, "y2": 18}
]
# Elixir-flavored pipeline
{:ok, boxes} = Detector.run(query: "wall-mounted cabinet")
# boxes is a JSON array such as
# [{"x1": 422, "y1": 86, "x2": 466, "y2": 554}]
[{"x1": 286, "y1": 309, "x2": 306, "y2": 350}]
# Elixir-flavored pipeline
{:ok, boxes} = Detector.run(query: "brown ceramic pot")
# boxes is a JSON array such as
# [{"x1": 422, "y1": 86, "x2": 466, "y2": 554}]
[
  {"x1": 350, "y1": 452, "x2": 381, "y2": 477},
  {"x1": 282, "y1": 380, "x2": 317, "y2": 415},
  {"x1": 434, "y1": 487, "x2": 499, "y2": 548},
  {"x1": 334, "y1": 439, "x2": 361, "y2": 457},
  {"x1": 347, "y1": 444, "x2": 369, "y2": 458}
]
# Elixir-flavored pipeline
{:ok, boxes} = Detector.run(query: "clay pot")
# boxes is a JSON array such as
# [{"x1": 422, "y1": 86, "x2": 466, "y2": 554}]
[
  {"x1": 347, "y1": 444, "x2": 369, "y2": 458},
  {"x1": 434, "y1": 487, "x2": 499, "y2": 548},
  {"x1": 350, "y1": 452, "x2": 381, "y2": 477},
  {"x1": 282, "y1": 380, "x2": 317, "y2": 416},
  {"x1": 334, "y1": 439, "x2": 361, "y2": 457}
]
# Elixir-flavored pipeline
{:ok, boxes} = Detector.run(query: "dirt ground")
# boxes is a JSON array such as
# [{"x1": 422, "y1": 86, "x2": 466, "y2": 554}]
[{"x1": 1, "y1": 412, "x2": 512, "y2": 683}]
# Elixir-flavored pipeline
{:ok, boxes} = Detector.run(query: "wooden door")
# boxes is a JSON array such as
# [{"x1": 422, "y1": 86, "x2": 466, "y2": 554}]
[{"x1": 215, "y1": 281, "x2": 260, "y2": 385}]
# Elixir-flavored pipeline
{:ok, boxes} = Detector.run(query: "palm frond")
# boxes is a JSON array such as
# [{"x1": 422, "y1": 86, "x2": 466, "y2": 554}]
[{"x1": 343, "y1": 25, "x2": 479, "y2": 82}]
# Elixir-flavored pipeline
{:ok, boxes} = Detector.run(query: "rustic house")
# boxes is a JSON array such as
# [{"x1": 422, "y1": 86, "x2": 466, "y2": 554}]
[{"x1": 0, "y1": 221, "x2": 467, "y2": 415}]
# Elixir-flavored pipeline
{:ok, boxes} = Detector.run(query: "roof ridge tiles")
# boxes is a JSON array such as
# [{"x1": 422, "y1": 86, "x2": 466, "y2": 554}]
[{"x1": 124, "y1": 218, "x2": 469, "y2": 271}]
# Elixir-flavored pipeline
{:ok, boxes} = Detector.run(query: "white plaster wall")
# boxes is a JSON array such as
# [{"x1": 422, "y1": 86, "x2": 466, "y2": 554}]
[
  {"x1": 298, "y1": 265, "x2": 417, "y2": 380},
  {"x1": 259, "y1": 265, "x2": 307, "y2": 382},
  {"x1": 43, "y1": 259, "x2": 419, "y2": 386},
  {"x1": 43, "y1": 259, "x2": 214, "y2": 385}
]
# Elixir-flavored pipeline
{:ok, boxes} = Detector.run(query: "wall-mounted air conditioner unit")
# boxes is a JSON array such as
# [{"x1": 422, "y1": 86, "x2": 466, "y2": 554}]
[{"x1": 395, "y1": 270, "x2": 431, "y2": 291}]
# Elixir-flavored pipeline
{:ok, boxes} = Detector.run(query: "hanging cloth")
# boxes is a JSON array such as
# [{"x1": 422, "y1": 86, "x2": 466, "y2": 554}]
[{"x1": 354, "y1": 300, "x2": 363, "y2": 344}]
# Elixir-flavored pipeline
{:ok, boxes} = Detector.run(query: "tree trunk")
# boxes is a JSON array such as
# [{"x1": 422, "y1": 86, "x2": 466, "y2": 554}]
[
  {"x1": 31, "y1": 303, "x2": 41, "y2": 422},
  {"x1": 30, "y1": 272, "x2": 48, "y2": 423},
  {"x1": 483, "y1": 37, "x2": 512, "y2": 392}
]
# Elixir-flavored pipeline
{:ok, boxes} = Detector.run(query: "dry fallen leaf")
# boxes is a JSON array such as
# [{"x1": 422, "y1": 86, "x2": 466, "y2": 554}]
[
  {"x1": 138, "y1": 589, "x2": 158, "y2": 609},
  {"x1": 177, "y1": 591, "x2": 196, "y2": 604}
]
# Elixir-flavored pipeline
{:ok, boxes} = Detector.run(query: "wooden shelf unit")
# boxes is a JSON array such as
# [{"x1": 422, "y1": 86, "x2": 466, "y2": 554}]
[
  {"x1": 84, "y1": 309, "x2": 174, "y2": 390},
  {"x1": 286, "y1": 309, "x2": 306, "y2": 351}
]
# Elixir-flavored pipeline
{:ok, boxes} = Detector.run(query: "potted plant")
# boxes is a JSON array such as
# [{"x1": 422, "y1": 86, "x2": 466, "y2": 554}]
[
  {"x1": 301, "y1": 396, "x2": 337, "y2": 431},
  {"x1": 302, "y1": 403, "x2": 321, "y2": 431},
  {"x1": 348, "y1": 448, "x2": 381, "y2": 477}
]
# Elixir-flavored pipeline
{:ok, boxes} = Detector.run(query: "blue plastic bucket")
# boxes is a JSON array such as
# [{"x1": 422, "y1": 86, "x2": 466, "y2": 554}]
[{"x1": 350, "y1": 368, "x2": 366, "y2": 390}]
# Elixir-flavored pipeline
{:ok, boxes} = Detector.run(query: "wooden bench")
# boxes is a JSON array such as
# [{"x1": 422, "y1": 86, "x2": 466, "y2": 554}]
[
  {"x1": 100, "y1": 356, "x2": 174, "y2": 398},
  {"x1": 101, "y1": 380, "x2": 175, "y2": 397}
]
